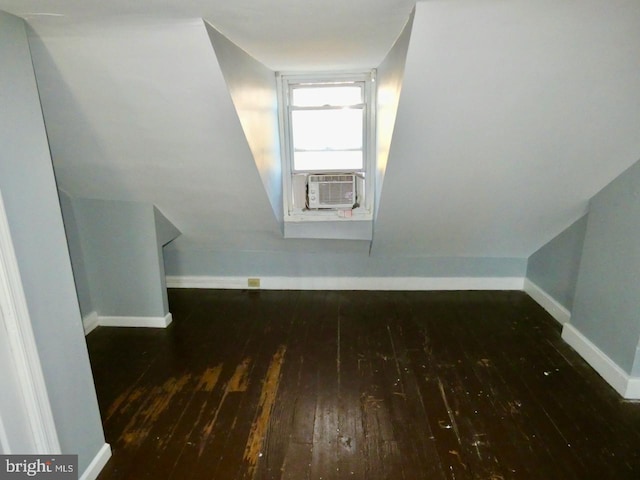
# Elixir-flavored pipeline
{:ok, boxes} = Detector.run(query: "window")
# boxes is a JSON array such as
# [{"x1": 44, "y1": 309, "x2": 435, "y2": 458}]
[{"x1": 278, "y1": 71, "x2": 376, "y2": 220}]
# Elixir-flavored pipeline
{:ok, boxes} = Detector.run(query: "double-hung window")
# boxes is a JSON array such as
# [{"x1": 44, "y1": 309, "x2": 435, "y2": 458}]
[{"x1": 278, "y1": 71, "x2": 375, "y2": 221}]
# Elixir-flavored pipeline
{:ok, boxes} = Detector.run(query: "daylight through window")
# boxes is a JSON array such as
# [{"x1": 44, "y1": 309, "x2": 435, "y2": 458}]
[{"x1": 278, "y1": 71, "x2": 375, "y2": 219}]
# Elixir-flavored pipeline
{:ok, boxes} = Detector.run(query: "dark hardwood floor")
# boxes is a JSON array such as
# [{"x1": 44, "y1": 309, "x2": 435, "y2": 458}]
[{"x1": 87, "y1": 289, "x2": 640, "y2": 479}]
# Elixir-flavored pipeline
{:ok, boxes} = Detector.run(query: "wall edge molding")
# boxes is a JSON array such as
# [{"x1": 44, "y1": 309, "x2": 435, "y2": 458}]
[
  {"x1": 79, "y1": 443, "x2": 111, "y2": 480},
  {"x1": 523, "y1": 278, "x2": 571, "y2": 325},
  {"x1": 561, "y1": 323, "x2": 639, "y2": 400},
  {"x1": 166, "y1": 275, "x2": 525, "y2": 291},
  {"x1": 97, "y1": 313, "x2": 172, "y2": 329}
]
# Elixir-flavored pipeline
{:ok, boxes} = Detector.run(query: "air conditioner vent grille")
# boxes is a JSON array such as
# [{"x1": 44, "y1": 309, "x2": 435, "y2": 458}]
[
  {"x1": 308, "y1": 175, "x2": 353, "y2": 183},
  {"x1": 307, "y1": 174, "x2": 356, "y2": 209}
]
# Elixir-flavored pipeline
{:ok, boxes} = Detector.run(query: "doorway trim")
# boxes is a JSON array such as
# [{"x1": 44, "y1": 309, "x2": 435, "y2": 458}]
[{"x1": 0, "y1": 189, "x2": 60, "y2": 453}]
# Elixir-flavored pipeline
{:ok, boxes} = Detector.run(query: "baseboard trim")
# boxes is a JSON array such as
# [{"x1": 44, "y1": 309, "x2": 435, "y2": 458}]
[
  {"x1": 561, "y1": 323, "x2": 640, "y2": 399},
  {"x1": 523, "y1": 279, "x2": 571, "y2": 325},
  {"x1": 79, "y1": 443, "x2": 111, "y2": 480},
  {"x1": 82, "y1": 311, "x2": 99, "y2": 335},
  {"x1": 626, "y1": 377, "x2": 640, "y2": 399},
  {"x1": 165, "y1": 275, "x2": 525, "y2": 291},
  {"x1": 97, "y1": 313, "x2": 172, "y2": 328}
]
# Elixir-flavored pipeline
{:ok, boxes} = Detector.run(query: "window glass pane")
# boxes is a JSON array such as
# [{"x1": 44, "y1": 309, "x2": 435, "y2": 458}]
[
  {"x1": 292, "y1": 109, "x2": 362, "y2": 151},
  {"x1": 292, "y1": 86, "x2": 362, "y2": 107},
  {"x1": 294, "y1": 151, "x2": 363, "y2": 171}
]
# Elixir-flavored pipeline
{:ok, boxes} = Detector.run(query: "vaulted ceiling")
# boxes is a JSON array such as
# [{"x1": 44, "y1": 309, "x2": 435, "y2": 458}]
[{"x1": 2, "y1": 0, "x2": 639, "y2": 261}]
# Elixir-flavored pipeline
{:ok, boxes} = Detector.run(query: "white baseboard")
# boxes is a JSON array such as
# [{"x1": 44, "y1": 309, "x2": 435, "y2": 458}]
[
  {"x1": 165, "y1": 275, "x2": 525, "y2": 291},
  {"x1": 561, "y1": 323, "x2": 640, "y2": 400},
  {"x1": 80, "y1": 443, "x2": 111, "y2": 480},
  {"x1": 82, "y1": 311, "x2": 99, "y2": 336},
  {"x1": 168, "y1": 275, "x2": 247, "y2": 289},
  {"x1": 97, "y1": 312, "x2": 172, "y2": 328},
  {"x1": 523, "y1": 279, "x2": 571, "y2": 325},
  {"x1": 626, "y1": 377, "x2": 640, "y2": 399}
]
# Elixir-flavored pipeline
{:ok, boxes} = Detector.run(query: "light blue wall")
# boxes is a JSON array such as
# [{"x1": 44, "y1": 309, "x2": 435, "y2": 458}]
[
  {"x1": 571, "y1": 158, "x2": 640, "y2": 375},
  {"x1": 526, "y1": 214, "x2": 588, "y2": 310},
  {"x1": 58, "y1": 189, "x2": 94, "y2": 318},
  {"x1": 154, "y1": 206, "x2": 181, "y2": 247},
  {"x1": 72, "y1": 198, "x2": 176, "y2": 319},
  {"x1": 0, "y1": 11, "x2": 105, "y2": 472},
  {"x1": 154, "y1": 207, "x2": 181, "y2": 313},
  {"x1": 164, "y1": 245, "x2": 526, "y2": 278}
]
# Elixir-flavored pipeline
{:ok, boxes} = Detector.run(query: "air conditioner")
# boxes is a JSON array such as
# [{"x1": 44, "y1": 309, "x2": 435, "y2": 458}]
[{"x1": 307, "y1": 174, "x2": 356, "y2": 209}]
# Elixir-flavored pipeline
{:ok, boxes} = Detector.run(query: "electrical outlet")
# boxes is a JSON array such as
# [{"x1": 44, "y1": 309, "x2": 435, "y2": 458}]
[{"x1": 247, "y1": 278, "x2": 261, "y2": 288}]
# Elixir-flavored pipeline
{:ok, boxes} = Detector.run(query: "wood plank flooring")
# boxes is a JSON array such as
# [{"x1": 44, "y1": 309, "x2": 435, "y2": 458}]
[{"x1": 87, "y1": 290, "x2": 640, "y2": 479}]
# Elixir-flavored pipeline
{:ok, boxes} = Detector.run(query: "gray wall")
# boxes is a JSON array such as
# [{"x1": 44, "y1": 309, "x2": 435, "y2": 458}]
[
  {"x1": 0, "y1": 10, "x2": 105, "y2": 472},
  {"x1": 526, "y1": 215, "x2": 588, "y2": 310},
  {"x1": 571, "y1": 158, "x2": 640, "y2": 376},
  {"x1": 72, "y1": 198, "x2": 177, "y2": 319}
]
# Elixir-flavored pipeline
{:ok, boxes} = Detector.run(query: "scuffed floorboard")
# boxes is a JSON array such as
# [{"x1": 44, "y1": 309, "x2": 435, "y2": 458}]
[{"x1": 87, "y1": 290, "x2": 640, "y2": 479}]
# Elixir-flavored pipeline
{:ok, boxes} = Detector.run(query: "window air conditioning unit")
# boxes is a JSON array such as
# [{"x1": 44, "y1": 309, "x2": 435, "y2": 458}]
[{"x1": 307, "y1": 174, "x2": 356, "y2": 209}]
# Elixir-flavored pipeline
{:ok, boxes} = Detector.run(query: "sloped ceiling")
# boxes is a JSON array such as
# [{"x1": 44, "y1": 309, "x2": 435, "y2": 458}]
[
  {"x1": 0, "y1": 0, "x2": 415, "y2": 70},
  {"x1": 1, "y1": 0, "x2": 639, "y2": 263},
  {"x1": 0, "y1": 0, "x2": 414, "y2": 257},
  {"x1": 26, "y1": 18, "x2": 287, "y2": 252},
  {"x1": 374, "y1": 0, "x2": 640, "y2": 257}
]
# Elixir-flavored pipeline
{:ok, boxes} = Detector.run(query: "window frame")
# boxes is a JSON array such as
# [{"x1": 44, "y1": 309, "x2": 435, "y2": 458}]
[{"x1": 277, "y1": 71, "x2": 376, "y2": 221}]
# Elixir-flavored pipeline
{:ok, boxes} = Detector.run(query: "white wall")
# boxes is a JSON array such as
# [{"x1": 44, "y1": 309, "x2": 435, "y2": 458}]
[
  {"x1": 375, "y1": 8, "x2": 414, "y2": 219},
  {"x1": 205, "y1": 21, "x2": 283, "y2": 228}
]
